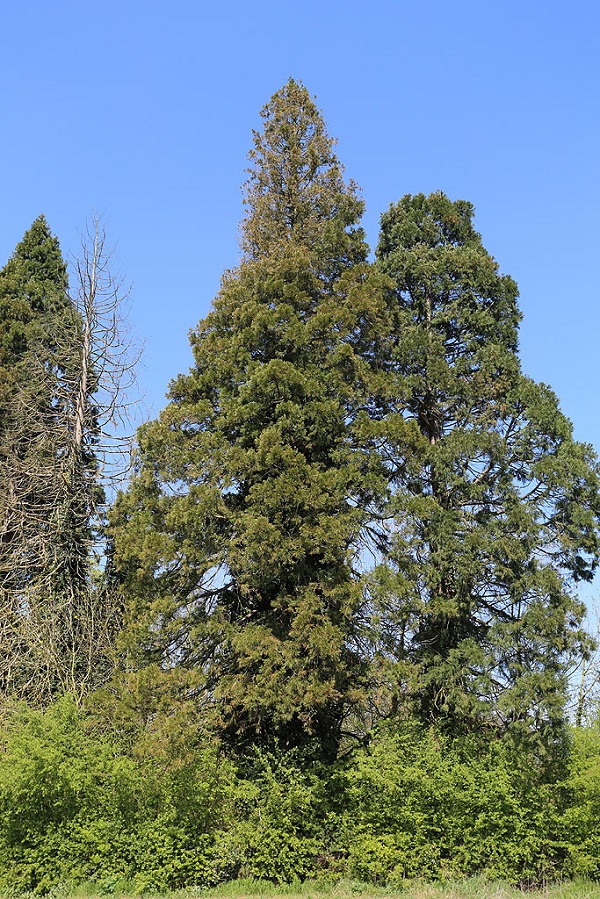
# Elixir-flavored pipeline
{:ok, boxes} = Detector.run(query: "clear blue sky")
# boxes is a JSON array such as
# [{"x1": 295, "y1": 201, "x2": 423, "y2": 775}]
[{"x1": 1, "y1": 3, "x2": 599, "y2": 457}]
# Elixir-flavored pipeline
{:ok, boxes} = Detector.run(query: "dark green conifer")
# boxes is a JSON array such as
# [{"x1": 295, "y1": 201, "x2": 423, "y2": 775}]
[
  {"x1": 373, "y1": 192, "x2": 600, "y2": 742},
  {"x1": 0, "y1": 217, "x2": 109, "y2": 704},
  {"x1": 0, "y1": 216, "x2": 71, "y2": 427},
  {"x1": 113, "y1": 81, "x2": 387, "y2": 757}
]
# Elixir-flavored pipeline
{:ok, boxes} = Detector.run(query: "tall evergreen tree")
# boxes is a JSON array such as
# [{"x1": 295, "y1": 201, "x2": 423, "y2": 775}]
[
  {"x1": 0, "y1": 216, "x2": 77, "y2": 587},
  {"x1": 113, "y1": 81, "x2": 387, "y2": 757},
  {"x1": 0, "y1": 217, "x2": 80, "y2": 699},
  {"x1": 372, "y1": 192, "x2": 600, "y2": 742}
]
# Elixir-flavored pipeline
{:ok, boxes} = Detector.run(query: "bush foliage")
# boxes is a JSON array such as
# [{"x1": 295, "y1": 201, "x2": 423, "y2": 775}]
[{"x1": 1, "y1": 698, "x2": 600, "y2": 892}]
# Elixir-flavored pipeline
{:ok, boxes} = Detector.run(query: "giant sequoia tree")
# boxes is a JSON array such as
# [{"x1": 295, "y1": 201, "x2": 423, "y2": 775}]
[
  {"x1": 372, "y1": 192, "x2": 600, "y2": 740},
  {"x1": 113, "y1": 80, "x2": 387, "y2": 757},
  {"x1": 0, "y1": 218, "x2": 83, "y2": 700}
]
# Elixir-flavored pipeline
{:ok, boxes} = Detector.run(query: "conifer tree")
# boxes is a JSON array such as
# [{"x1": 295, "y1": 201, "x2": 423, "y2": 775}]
[
  {"x1": 0, "y1": 217, "x2": 77, "y2": 591},
  {"x1": 113, "y1": 81, "x2": 387, "y2": 757},
  {"x1": 372, "y1": 192, "x2": 600, "y2": 741},
  {"x1": 0, "y1": 217, "x2": 80, "y2": 699}
]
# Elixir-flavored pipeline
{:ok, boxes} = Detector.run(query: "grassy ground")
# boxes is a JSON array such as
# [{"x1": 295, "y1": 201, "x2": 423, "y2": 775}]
[
  {"x1": 194, "y1": 879, "x2": 600, "y2": 899},
  {"x1": 14, "y1": 878, "x2": 600, "y2": 899}
]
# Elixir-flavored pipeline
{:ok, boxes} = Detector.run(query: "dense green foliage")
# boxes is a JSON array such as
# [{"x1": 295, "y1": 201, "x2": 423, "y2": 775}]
[
  {"x1": 2, "y1": 700, "x2": 600, "y2": 892},
  {"x1": 0, "y1": 216, "x2": 71, "y2": 425},
  {"x1": 0, "y1": 218, "x2": 95, "y2": 702},
  {"x1": 2, "y1": 81, "x2": 600, "y2": 893},
  {"x1": 112, "y1": 80, "x2": 389, "y2": 758},
  {"x1": 0, "y1": 216, "x2": 77, "y2": 600},
  {"x1": 371, "y1": 193, "x2": 599, "y2": 740},
  {"x1": 112, "y1": 81, "x2": 600, "y2": 758}
]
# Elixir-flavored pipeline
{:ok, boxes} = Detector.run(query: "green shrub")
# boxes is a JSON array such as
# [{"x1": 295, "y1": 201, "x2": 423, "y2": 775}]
[
  {"x1": 0, "y1": 696, "x2": 236, "y2": 892},
  {"x1": 227, "y1": 749, "x2": 328, "y2": 883},
  {"x1": 338, "y1": 725, "x2": 568, "y2": 883},
  {"x1": 2, "y1": 697, "x2": 600, "y2": 891},
  {"x1": 561, "y1": 726, "x2": 600, "y2": 878}
]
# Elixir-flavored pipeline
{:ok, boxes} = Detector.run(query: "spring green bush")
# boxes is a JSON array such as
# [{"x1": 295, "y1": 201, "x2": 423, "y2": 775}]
[
  {"x1": 2, "y1": 697, "x2": 600, "y2": 891},
  {"x1": 0, "y1": 697, "x2": 236, "y2": 893},
  {"x1": 226, "y1": 750, "x2": 328, "y2": 883},
  {"x1": 561, "y1": 726, "x2": 600, "y2": 878},
  {"x1": 337, "y1": 725, "x2": 568, "y2": 883}
]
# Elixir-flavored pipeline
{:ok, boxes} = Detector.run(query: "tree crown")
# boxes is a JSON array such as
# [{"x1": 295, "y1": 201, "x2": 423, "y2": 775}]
[{"x1": 242, "y1": 79, "x2": 367, "y2": 281}]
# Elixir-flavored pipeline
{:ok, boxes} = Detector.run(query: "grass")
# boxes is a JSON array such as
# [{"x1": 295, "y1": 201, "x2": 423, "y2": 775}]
[
  {"x1": 12, "y1": 878, "x2": 600, "y2": 899},
  {"x1": 193, "y1": 879, "x2": 600, "y2": 899}
]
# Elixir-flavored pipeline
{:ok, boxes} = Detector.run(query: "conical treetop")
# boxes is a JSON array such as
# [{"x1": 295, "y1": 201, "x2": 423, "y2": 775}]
[
  {"x1": 0, "y1": 216, "x2": 71, "y2": 416},
  {"x1": 241, "y1": 79, "x2": 367, "y2": 280},
  {"x1": 0, "y1": 215, "x2": 68, "y2": 315}
]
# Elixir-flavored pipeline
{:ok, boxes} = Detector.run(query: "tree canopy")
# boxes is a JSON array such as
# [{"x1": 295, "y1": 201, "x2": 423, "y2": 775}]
[
  {"x1": 112, "y1": 79, "x2": 389, "y2": 758},
  {"x1": 371, "y1": 192, "x2": 600, "y2": 742},
  {"x1": 111, "y1": 84, "x2": 600, "y2": 759}
]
